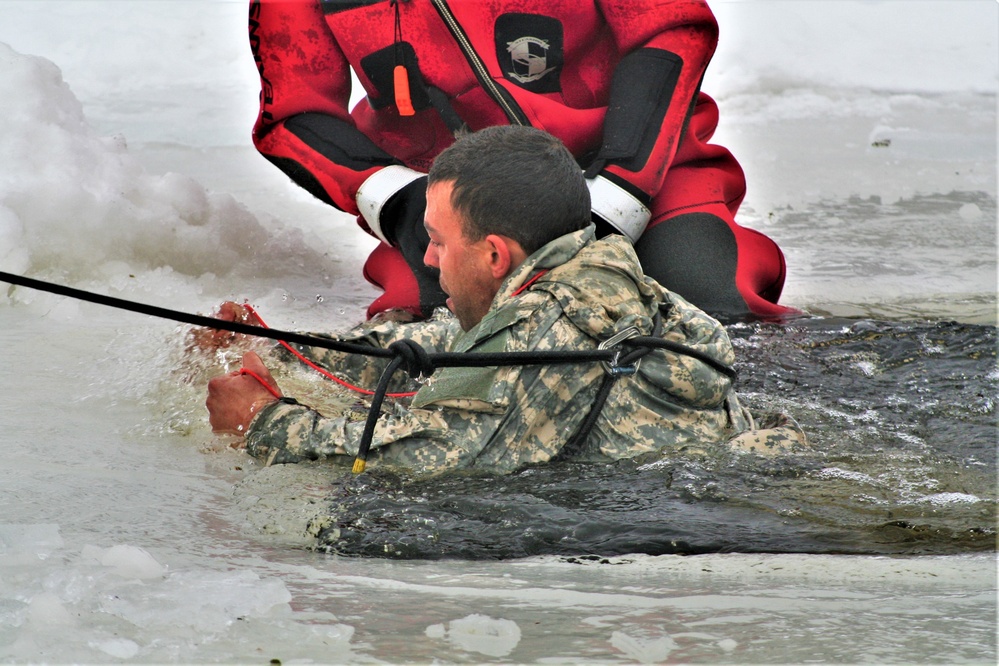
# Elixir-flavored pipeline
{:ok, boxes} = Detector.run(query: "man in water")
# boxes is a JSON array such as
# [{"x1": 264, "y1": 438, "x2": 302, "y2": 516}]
[{"x1": 206, "y1": 126, "x2": 800, "y2": 474}]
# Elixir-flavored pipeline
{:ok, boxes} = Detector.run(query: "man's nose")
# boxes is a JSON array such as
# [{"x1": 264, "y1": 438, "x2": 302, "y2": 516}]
[{"x1": 424, "y1": 242, "x2": 438, "y2": 269}]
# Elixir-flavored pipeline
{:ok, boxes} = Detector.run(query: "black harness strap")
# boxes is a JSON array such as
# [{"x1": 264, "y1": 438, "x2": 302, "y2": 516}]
[{"x1": 556, "y1": 308, "x2": 666, "y2": 460}]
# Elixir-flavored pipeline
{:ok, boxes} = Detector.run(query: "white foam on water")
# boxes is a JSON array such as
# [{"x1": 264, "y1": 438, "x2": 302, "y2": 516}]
[
  {"x1": 920, "y1": 492, "x2": 983, "y2": 506},
  {"x1": 815, "y1": 467, "x2": 879, "y2": 485}
]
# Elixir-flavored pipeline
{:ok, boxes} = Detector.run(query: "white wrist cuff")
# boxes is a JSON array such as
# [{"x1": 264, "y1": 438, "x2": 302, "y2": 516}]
[
  {"x1": 356, "y1": 165, "x2": 425, "y2": 244},
  {"x1": 586, "y1": 175, "x2": 651, "y2": 243}
]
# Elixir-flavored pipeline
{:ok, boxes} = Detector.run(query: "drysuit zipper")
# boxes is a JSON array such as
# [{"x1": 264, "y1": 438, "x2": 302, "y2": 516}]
[{"x1": 429, "y1": 0, "x2": 530, "y2": 126}]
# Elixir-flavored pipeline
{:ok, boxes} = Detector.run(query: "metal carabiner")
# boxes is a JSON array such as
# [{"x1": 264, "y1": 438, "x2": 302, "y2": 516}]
[{"x1": 598, "y1": 326, "x2": 642, "y2": 376}]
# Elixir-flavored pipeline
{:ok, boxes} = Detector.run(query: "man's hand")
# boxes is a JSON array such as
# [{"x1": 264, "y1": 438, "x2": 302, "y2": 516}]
[
  {"x1": 187, "y1": 301, "x2": 258, "y2": 352},
  {"x1": 206, "y1": 352, "x2": 281, "y2": 435}
]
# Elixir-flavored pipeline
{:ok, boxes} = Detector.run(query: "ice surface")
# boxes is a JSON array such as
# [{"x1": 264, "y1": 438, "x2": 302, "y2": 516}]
[{"x1": 0, "y1": 524, "x2": 63, "y2": 560}]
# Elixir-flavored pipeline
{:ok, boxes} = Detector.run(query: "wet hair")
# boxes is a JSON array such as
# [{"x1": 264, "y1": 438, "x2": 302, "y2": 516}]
[{"x1": 427, "y1": 125, "x2": 591, "y2": 255}]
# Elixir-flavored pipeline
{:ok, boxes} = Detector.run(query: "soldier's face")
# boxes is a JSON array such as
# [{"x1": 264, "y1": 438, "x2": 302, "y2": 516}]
[{"x1": 423, "y1": 181, "x2": 500, "y2": 331}]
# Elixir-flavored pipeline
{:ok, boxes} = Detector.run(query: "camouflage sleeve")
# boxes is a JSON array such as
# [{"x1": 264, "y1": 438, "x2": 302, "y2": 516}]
[
  {"x1": 659, "y1": 289, "x2": 737, "y2": 367},
  {"x1": 243, "y1": 393, "x2": 503, "y2": 473},
  {"x1": 277, "y1": 317, "x2": 459, "y2": 395}
]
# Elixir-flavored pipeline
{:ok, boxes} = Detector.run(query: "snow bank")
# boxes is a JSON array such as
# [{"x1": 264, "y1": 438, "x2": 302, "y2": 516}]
[
  {"x1": 0, "y1": 42, "x2": 268, "y2": 306},
  {"x1": 0, "y1": 40, "x2": 350, "y2": 319}
]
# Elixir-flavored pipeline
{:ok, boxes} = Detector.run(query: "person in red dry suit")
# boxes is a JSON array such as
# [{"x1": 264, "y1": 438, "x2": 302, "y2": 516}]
[{"x1": 249, "y1": 0, "x2": 795, "y2": 320}]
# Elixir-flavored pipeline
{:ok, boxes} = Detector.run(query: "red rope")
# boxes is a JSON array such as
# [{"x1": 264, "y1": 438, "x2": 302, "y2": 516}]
[
  {"x1": 511, "y1": 269, "x2": 548, "y2": 297},
  {"x1": 239, "y1": 367, "x2": 283, "y2": 399},
  {"x1": 237, "y1": 271, "x2": 549, "y2": 401},
  {"x1": 241, "y1": 303, "x2": 417, "y2": 399}
]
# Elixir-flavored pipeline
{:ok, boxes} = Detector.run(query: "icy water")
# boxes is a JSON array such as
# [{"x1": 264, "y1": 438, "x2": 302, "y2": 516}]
[
  {"x1": 1, "y1": 1, "x2": 997, "y2": 663},
  {"x1": 1, "y1": 194, "x2": 995, "y2": 663},
  {"x1": 1, "y1": 303, "x2": 996, "y2": 663},
  {"x1": 294, "y1": 317, "x2": 995, "y2": 560}
]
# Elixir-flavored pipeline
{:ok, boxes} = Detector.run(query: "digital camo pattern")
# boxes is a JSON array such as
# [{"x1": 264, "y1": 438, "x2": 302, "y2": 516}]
[{"x1": 245, "y1": 227, "x2": 805, "y2": 474}]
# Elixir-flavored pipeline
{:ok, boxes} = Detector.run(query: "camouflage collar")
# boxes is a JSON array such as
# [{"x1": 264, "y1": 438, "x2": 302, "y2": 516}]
[
  {"x1": 452, "y1": 225, "x2": 596, "y2": 349},
  {"x1": 495, "y1": 224, "x2": 596, "y2": 303}
]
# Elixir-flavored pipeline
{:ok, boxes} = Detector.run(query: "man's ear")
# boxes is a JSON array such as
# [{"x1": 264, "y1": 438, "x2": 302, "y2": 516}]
[
  {"x1": 483, "y1": 235, "x2": 512, "y2": 280},
  {"x1": 483, "y1": 235, "x2": 527, "y2": 281}
]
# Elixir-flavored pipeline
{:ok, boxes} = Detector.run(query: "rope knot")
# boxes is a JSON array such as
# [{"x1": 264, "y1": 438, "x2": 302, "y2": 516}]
[{"x1": 388, "y1": 339, "x2": 436, "y2": 379}]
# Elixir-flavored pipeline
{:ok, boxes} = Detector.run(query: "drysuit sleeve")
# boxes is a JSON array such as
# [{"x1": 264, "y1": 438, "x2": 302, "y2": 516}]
[
  {"x1": 587, "y1": 0, "x2": 719, "y2": 241},
  {"x1": 249, "y1": 0, "x2": 416, "y2": 241}
]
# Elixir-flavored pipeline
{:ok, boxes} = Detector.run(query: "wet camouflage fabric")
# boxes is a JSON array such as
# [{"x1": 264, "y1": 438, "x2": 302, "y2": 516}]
[{"x1": 245, "y1": 227, "x2": 805, "y2": 473}]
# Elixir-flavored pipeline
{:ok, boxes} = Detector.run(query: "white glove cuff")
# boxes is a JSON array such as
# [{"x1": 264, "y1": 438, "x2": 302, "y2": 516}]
[
  {"x1": 356, "y1": 165, "x2": 425, "y2": 244},
  {"x1": 586, "y1": 175, "x2": 651, "y2": 243}
]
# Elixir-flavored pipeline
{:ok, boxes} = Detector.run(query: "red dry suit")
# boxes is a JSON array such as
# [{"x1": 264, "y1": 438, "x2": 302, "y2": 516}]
[{"x1": 249, "y1": 0, "x2": 793, "y2": 319}]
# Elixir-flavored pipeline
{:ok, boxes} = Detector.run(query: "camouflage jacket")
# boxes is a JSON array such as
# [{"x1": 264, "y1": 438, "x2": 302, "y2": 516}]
[{"x1": 245, "y1": 228, "x2": 799, "y2": 474}]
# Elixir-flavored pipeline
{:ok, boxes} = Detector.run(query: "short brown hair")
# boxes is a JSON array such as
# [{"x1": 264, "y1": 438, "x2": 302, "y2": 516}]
[{"x1": 428, "y1": 126, "x2": 590, "y2": 255}]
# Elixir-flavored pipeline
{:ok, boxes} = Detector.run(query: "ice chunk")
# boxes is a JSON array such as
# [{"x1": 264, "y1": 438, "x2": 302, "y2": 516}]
[
  {"x1": 80, "y1": 544, "x2": 166, "y2": 580},
  {"x1": 718, "y1": 638, "x2": 738, "y2": 652},
  {"x1": 0, "y1": 524, "x2": 64, "y2": 562},
  {"x1": 959, "y1": 203, "x2": 983, "y2": 221},
  {"x1": 431, "y1": 614, "x2": 522, "y2": 658},
  {"x1": 89, "y1": 638, "x2": 140, "y2": 659},
  {"x1": 100, "y1": 569, "x2": 292, "y2": 633},
  {"x1": 610, "y1": 631, "x2": 679, "y2": 663},
  {"x1": 26, "y1": 592, "x2": 74, "y2": 627}
]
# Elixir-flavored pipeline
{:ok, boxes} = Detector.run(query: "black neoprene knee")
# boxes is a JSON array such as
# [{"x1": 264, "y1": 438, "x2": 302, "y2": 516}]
[{"x1": 634, "y1": 213, "x2": 749, "y2": 318}]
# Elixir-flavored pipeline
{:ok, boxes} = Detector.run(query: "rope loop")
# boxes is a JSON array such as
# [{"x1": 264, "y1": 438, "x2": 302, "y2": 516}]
[{"x1": 387, "y1": 339, "x2": 436, "y2": 379}]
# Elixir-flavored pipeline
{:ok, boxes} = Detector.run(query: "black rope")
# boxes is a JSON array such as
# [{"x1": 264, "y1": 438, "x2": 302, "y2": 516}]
[
  {"x1": 0, "y1": 270, "x2": 738, "y2": 473},
  {"x1": 554, "y1": 373, "x2": 617, "y2": 461},
  {"x1": 353, "y1": 354, "x2": 407, "y2": 474},
  {"x1": 386, "y1": 339, "x2": 436, "y2": 379},
  {"x1": 0, "y1": 270, "x2": 396, "y2": 358}
]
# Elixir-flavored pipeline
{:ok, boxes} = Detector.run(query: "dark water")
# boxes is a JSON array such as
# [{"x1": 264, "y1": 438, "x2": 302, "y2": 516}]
[{"x1": 309, "y1": 318, "x2": 996, "y2": 559}]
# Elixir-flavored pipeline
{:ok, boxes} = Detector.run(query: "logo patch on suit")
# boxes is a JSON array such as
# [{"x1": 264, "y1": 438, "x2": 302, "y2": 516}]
[{"x1": 495, "y1": 14, "x2": 563, "y2": 94}]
